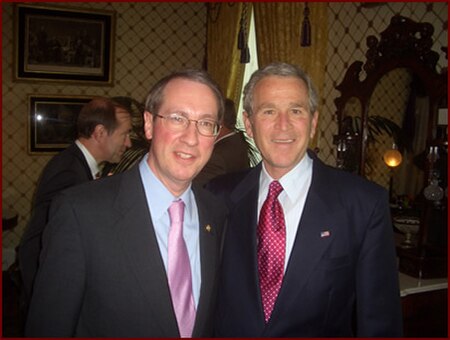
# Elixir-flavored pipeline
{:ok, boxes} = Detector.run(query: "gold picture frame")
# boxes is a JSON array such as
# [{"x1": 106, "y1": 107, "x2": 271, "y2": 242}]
[
  {"x1": 28, "y1": 95, "x2": 92, "y2": 154},
  {"x1": 15, "y1": 4, "x2": 115, "y2": 85}
]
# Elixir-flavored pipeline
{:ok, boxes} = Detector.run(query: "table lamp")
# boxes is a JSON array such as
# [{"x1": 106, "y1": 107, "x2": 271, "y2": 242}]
[{"x1": 383, "y1": 143, "x2": 402, "y2": 203}]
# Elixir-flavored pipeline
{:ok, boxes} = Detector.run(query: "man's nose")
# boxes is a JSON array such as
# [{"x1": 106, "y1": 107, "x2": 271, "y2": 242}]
[
  {"x1": 180, "y1": 121, "x2": 199, "y2": 146},
  {"x1": 275, "y1": 112, "x2": 291, "y2": 130}
]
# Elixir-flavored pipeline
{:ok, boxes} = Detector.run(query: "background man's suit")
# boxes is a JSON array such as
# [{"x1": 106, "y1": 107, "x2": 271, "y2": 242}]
[
  {"x1": 210, "y1": 151, "x2": 402, "y2": 337},
  {"x1": 19, "y1": 143, "x2": 93, "y2": 302},
  {"x1": 25, "y1": 165, "x2": 227, "y2": 337},
  {"x1": 195, "y1": 131, "x2": 250, "y2": 186}
]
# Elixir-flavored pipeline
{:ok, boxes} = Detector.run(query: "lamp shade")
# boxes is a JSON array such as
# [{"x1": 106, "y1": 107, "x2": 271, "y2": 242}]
[{"x1": 383, "y1": 149, "x2": 402, "y2": 168}]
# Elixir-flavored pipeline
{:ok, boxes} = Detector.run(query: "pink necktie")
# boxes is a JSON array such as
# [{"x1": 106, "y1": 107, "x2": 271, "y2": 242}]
[
  {"x1": 168, "y1": 199, "x2": 196, "y2": 337},
  {"x1": 257, "y1": 181, "x2": 286, "y2": 323}
]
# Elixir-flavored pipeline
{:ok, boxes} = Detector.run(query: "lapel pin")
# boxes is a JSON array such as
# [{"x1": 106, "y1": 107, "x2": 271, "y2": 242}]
[
  {"x1": 320, "y1": 230, "x2": 330, "y2": 238},
  {"x1": 205, "y1": 224, "x2": 212, "y2": 233}
]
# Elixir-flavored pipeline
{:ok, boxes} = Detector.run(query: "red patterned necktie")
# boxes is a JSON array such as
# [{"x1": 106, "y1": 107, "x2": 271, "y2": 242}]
[
  {"x1": 168, "y1": 199, "x2": 196, "y2": 337},
  {"x1": 257, "y1": 180, "x2": 286, "y2": 323}
]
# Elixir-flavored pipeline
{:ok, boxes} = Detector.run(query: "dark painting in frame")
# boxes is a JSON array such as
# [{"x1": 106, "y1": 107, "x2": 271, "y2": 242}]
[
  {"x1": 28, "y1": 95, "x2": 92, "y2": 154},
  {"x1": 15, "y1": 4, "x2": 115, "y2": 85}
]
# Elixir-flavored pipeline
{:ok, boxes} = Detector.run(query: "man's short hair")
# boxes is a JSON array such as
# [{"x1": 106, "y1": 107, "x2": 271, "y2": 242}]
[
  {"x1": 77, "y1": 97, "x2": 129, "y2": 138},
  {"x1": 144, "y1": 69, "x2": 225, "y2": 123},
  {"x1": 243, "y1": 62, "x2": 318, "y2": 116}
]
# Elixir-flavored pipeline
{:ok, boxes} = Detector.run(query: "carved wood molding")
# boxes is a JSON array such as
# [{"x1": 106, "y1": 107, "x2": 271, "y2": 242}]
[
  {"x1": 364, "y1": 15, "x2": 439, "y2": 74},
  {"x1": 333, "y1": 14, "x2": 447, "y2": 177},
  {"x1": 334, "y1": 15, "x2": 447, "y2": 139}
]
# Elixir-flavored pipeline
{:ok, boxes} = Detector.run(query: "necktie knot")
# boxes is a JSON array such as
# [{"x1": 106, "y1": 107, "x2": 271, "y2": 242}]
[
  {"x1": 169, "y1": 199, "x2": 185, "y2": 225},
  {"x1": 268, "y1": 181, "x2": 283, "y2": 199}
]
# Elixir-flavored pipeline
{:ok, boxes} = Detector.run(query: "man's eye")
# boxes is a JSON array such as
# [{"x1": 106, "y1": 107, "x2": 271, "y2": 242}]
[
  {"x1": 199, "y1": 120, "x2": 214, "y2": 128},
  {"x1": 263, "y1": 110, "x2": 275, "y2": 115},
  {"x1": 169, "y1": 115, "x2": 185, "y2": 124},
  {"x1": 291, "y1": 109, "x2": 305, "y2": 116}
]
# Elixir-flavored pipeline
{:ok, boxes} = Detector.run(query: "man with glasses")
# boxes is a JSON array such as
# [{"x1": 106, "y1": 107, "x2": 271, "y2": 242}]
[{"x1": 25, "y1": 69, "x2": 228, "y2": 338}]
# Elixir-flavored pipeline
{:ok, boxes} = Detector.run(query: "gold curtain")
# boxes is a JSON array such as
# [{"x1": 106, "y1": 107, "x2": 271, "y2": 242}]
[
  {"x1": 254, "y1": 2, "x2": 328, "y2": 147},
  {"x1": 206, "y1": 3, "x2": 250, "y2": 106}
]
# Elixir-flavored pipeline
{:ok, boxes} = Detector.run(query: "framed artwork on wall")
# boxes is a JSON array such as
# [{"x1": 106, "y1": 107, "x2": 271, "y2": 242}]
[
  {"x1": 14, "y1": 4, "x2": 115, "y2": 85},
  {"x1": 28, "y1": 95, "x2": 92, "y2": 154}
]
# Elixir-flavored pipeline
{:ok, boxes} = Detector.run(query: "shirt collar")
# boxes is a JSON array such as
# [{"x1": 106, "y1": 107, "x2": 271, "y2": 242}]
[
  {"x1": 261, "y1": 153, "x2": 313, "y2": 203},
  {"x1": 139, "y1": 154, "x2": 193, "y2": 221},
  {"x1": 75, "y1": 139, "x2": 100, "y2": 177}
]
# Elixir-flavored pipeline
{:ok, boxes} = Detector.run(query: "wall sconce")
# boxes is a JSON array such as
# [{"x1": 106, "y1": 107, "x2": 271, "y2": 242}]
[{"x1": 383, "y1": 143, "x2": 402, "y2": 203}]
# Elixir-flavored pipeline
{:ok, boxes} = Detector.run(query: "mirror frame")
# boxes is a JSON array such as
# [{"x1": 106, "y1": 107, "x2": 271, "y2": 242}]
[
  {"x1": 334, "y1": 15, "x2": 447, "y2": 176},
  {"x1": 333, "y1": 15, "x2": 448, "y2": 278}
]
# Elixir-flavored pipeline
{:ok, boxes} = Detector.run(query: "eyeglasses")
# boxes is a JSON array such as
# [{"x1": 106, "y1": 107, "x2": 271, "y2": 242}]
[{"x1": 155, "y1": 113, "x2": 221, "y2": 137}]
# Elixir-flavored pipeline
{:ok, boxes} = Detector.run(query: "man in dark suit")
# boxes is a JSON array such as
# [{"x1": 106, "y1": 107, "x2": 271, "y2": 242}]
[
  {"x1": 25, "y1": 69, "x2": 227, "y2": 337},
  {"x1": 18, "y1": 97, "x2": 132, "y2": 307},
  {"x1": 209, "y1": 62, "x2": 403, "y2": 337},
  {"x1": 194, "y1": 98, "x2": 250, "y2": 186}
]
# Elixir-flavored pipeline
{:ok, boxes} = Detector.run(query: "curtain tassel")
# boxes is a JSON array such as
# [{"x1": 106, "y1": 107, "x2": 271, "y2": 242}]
[
  {"x1": 300, "y1": 3, "x2": 311, "y2": 47},
  {"x1": 237, "y1": 3, "x2": 250, "y2": 64},
  {"x1": 238, "y1": 24, "x2": 245, "y2": 50},
  {"x1": 240, "y1": 46, "x2": 250, "y2": 63}
]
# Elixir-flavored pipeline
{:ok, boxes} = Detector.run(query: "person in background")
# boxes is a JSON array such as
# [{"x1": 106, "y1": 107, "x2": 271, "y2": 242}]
[
  {"x1": 18, "y1": 97, "x2": 132, "y2": 309},
  {"x1": 100, "y1": 96, "x2": 150, "y2": 176},
  {"x1": 194, "y1": 98, "x2": 250, "y2": 186},
  {"x1": 208, "y1": 62, "x2": 403, "y2": 337},
  {"x1": 24, "y1": 69, "x2": 227, "y2": 337}
]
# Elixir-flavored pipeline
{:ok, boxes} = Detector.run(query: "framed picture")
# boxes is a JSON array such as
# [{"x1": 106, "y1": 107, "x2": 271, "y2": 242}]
[
  {"x1": 15, "y1": 4, "x2": 115, "y2": 85},
  {"x1": 28, "y1": 95, "x2": 92, "y2": 153}
]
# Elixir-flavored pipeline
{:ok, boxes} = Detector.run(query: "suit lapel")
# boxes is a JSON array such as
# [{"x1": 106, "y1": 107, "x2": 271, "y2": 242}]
[
  {"x1": 111, "y1": 170, "x2": 226, "y2": 337},
  {"x1": 190, "y1": 186, "x2": 221, "y2": 336},
  {"x1": 113, "y1": 167, "x2": 178, "y2": 337},
  {"x1": 270, "y1": 157, "x2": 340, "y2": 324},
  {"x1": 71, "y1": 143, "x2": 95, "y2": 180},
  {"x1": 229, "y1": 166, "x2": 265, "y2": 323},
  {"x1": 237, "y1": 158, "x2": 343, "y2": 330}
]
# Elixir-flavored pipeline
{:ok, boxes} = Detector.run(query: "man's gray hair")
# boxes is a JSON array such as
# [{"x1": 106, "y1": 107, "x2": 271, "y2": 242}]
[{"x1": 243, "y1": 62, "x2": 318, "y2": 116}]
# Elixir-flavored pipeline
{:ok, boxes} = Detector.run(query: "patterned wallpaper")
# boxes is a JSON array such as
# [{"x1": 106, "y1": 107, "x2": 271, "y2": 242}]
[
  {"x1": 2, "y1": 2, "x2": 448, "y2": 267},
  {"x1": 1, "y1": 2, "x2": 208, "y2": 267},
  {"x1": 321, "y1": 2, "x2": 447, "y2": 200}
]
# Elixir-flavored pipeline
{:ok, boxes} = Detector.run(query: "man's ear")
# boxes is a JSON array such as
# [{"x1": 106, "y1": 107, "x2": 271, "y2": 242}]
[
  {"x1": 92, "y1": 124, "x2": 107, "y2": 142},
  {"x1": 143, "y1": 111, "x2": 153, "y2": 140},
  {"x1": 310, "y1": 110, "x2": 319, "y2": 139},
  {"x1": 243, "y1": 111, "x2": 254, "y2": 139}
]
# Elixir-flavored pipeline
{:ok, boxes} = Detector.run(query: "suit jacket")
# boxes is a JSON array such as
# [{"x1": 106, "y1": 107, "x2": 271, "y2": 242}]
[
  {"x1": 24, "y1": 165, "x2": 227, "y2": 337},
  {"x1": 195, "y1": 131, "x2": 250, "y2": 186},
  {"x1": 19, "y1": 143, "x2": 93, "y2": 302},
  {"x1": 209, "y1": 150, "x2": 403, "y2": 337}
]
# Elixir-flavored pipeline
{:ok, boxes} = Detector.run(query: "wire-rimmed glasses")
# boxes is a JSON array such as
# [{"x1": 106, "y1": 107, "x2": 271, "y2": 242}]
[{"x1": 155, "y1": 113, "x2": 221, "y2": 137}]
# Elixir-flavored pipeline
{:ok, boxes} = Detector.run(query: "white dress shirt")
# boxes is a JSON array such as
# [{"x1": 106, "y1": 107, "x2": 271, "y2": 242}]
[
  {"x1": 75, "y1": 139, "x2": 101, "y2": 178},
  {"x1": 258, "y1": 154, "x2": 313, "y2": 271}
]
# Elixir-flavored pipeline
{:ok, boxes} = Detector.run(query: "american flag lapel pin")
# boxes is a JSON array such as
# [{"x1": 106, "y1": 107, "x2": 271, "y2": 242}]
[{"x1": 320, "y1": 230, "x2": 330, "y2": 238}]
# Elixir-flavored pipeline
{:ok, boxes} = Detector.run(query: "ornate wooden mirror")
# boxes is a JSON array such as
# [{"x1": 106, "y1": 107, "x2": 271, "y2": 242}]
[{"x1": 333, "y1": 15, "x2": 447, "y2": 278}]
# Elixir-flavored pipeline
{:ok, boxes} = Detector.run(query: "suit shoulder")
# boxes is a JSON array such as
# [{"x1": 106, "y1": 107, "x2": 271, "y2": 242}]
[
  {"x1": 204, "y1": 167, "x2": 252, "y2": 197},
  {"x1": 58, "y1": 168, "x2": 132, "y2": 202},
  {"x1": 43, "y1": 145, "x2": 87, "y2": 174},
  {"x1": 193, "y1": 184, "x2": 228, "y2": 215},
  {"x1": 317, "y1": 161, "x2": 387, "y2": 198}
]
